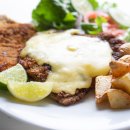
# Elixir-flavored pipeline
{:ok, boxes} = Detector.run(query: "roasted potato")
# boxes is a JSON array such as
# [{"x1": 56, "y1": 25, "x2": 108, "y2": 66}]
[
  {"x1": 112, "y1": 73, "x2": 130, "y2": 95},
  {"x1": 107, "y1": 89, "x2": 130, "y2": 109},
  {"x1": 95, "y1": 75, "x2": 112, "y2": 103},
  {"x1": 120, "y1": 43, "x2": 130, "y2": 55},
  {"x1": 110, "y1": 60, "x2": 130, "y2": 78},
  {"x1": 119, "y1": 55, "x2": 130, "y2": 63}
]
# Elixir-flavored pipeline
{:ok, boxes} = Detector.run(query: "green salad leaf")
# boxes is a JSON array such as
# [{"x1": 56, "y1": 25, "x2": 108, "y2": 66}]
[
  {"x1": 88, "y1": 0, "x2": 99, "y2": 10},
  {"x1": 81, "y1": 16, "x2": 107, "y2": 35},
  {"x1": 81, "y1": 23, "x2": 100, "y2": 35},
  {"x1": 32, "y1": 0, "x2": 77, "y2": 31},
  {"x1": 95, "y1": 16, "x2": 107, "y2": 27}
]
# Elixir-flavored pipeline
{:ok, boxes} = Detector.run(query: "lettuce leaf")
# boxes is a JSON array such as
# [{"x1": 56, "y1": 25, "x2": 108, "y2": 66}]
[
  {"x1": 81, "y1": 16, "x2": 107, "y2": 35},
  {"x1": 88, "y1": 0, "x2": 99, "y2": 10},
  {"x1": 32, "y1": 0, "x2": 77, "y2": 31}
]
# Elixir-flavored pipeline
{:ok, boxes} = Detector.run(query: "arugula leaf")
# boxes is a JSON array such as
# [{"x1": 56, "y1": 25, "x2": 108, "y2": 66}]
[
  {"x1": 88, "y1": 0, "x2": 99, "y2": 10},
  {"x1": 32, "y1": 0, "x2": 77, "y2": 31}
]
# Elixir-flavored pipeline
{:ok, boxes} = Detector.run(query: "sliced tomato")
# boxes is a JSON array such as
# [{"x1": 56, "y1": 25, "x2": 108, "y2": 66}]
[
  {"x1": 84, "y1": 11, "x2": 110, "y2": 23},
  {"x1": 83, "y1": 11, "x2": 125, "y2": 36},
  {"x1": 103, "y1": 23, "x2": 125, "y2": 37},
  {"x1": 109, "y1": 29, "x2": 124, "y2": 36}
]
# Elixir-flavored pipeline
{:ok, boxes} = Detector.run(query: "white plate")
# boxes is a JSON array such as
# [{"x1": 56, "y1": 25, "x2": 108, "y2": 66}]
[{"x1": 0, "y1": 0, "x2": 130, "y2": 130}]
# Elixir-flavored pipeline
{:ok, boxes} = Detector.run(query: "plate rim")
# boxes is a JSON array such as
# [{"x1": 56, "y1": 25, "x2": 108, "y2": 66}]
[{"x1": 0, "y1": 102, "x2": 130, "y2": 130}]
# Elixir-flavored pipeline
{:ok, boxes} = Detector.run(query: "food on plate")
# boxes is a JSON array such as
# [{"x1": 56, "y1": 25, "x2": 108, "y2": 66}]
[
  {"x1": 98, "y1": 32, "x2": 124, "y2": 60},
  {"x1": 95, "y1": 53, "x2": 130, "y2": 108},
  {"x1": 19, "y1": 57, "x2": 51, "y2": 82},
  {"x1": 95, "y1": 75, "x2": 112, "y2": 103},
  {"x1": 110, "y1": 60, "x2": 130, "y2": 78},
  {"x1": 0, "y1": 64, "x2": 27, "y2": 90},
  {"x1": 111, "y1": 55, "x2": 130, "y2": 95},
  {"x1": 51, "y1": 88, "x2": 89, "y2": 105},
  {"x1": 82, "y1": 11, "x2": 109, "y2": 35},
  {"x1": 112, "y1": 73, "x2": 130, "y2": 95},
  {"x1": 120, "y1": 42, "x2": 130, "y2": 55},
  {"x1": 32, "y1": 0, "x2": 77, "y2": 30},
  {"x1": 107, "y1": 89, "x2": 130, "y2": 109},
  {"x1": 20, "y1": 29, "x2": 112, "y2": 105},
  {"x1": 0, "y1": 15, "x2": 35, "y2": 71},
  {"x1": 1, "y1": 0, "x2": 130, "y2": 108},
  {"x1": 8, "y1": 81, "x2": 53, "y2": 102},
  {"x1": 71, "y1": 0, "x2": 99, "y2": 15},
  {"x1": 0, "y1": 15, "x2": 14, "y2": 25},
  {"x1": 119, "y1": 55, "x2": 130, "y2": 63}
]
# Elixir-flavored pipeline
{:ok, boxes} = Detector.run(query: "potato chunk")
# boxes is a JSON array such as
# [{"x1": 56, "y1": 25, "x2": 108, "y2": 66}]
[
  {"x1": 110, "y1": 60, "x2": 130, "y2": 78},
  {"x1": 95, "y1": 75, "x2": 112, "y2": 103},
  {"x1": 107, "y1": 89, "x2": 130, "y2": 109},
  {"x1": 112, "y1": 73, "x2": 130, "y2": 95},
  {"x1": 120, "y1": 43, "x2": 130, "y2": 55},
  {"x1": 119, "y1": 55, "x2": 130, "y2": 63}
]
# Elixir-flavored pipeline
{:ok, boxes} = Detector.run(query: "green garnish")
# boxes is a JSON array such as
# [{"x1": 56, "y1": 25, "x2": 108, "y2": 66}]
[
  {"x1": 88, "y1": 0, "x2": 99, "y2": 10},
  {"x1": 32, "y1": 0, "x2": 77, "y2": 31},
  {"x1": 81, "y1": 23, "x2": 99, "y2": 35},
  {"x1": 81, "y1": 16, "x2": 107, "y2": 35}
]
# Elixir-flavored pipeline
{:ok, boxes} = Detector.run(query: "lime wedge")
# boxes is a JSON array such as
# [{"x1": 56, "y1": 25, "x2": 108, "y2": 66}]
[
  {"x1": 7, "y1": 81, "x2": 53, "y2": 102},
  {"x1": 0, "y1": 64, "x2": 27, "y2": 90}
]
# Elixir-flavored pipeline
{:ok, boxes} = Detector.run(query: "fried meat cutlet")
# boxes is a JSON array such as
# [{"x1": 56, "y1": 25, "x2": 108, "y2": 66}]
[
  {"x1": 98, "y1": 32, "x2": 125, "y2": 60},
  {"x1": 19, "y1": 56, "x2": 89, "y2": 105},
  {"x1": 1, "y1": 16, "x2": 125, "y2": 106},
  {"x1": 19, "y1": 32, "x2": 125, "y2": 106},
  {"x1": 0, "y1": 16, "x2": 36, "y2": 71}
]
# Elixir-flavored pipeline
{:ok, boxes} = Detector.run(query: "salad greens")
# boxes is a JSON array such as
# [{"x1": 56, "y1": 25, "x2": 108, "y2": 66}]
[
  {"x1": 81, "y1": 23, "x2": 99, "y2": 35},
  {"x1": 81, "y1": 16, "x2": 107, "y2": 35},
  {"x1": 88, "y1": 0, "x2": 99, "y2": 10},
  {"x1": 32, "y1": 0, "x2": 77, "y2": 31},
  {"x1": 32, "y1": 0, "x2": 129, "y2": 36}
]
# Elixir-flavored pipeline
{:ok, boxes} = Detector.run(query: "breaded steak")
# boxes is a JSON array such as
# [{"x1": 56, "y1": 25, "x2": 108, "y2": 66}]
[
  {"x1": 2, "y1": 16, "x2": 125, "y2": 106},
  {"x1": 0, "y1": 16, "x2": 36, "y2": 71},
  {"x1": 0, "y1": 16, "x2": 89, "y2": 105},
  {"x1": 19, "y1": 56, "x2": 89, "y2": 105}
]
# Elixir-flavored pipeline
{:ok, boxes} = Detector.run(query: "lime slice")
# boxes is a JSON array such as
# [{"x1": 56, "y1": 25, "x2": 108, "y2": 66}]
[
  {"x1": 7, "y1": 81, "x2": 53, "y2": 102},
  {"x1": 71, "y1": 0, "x2": 93, "y2": 15},
  {"x1": 0, "y1": 64, "x2": 27, "y2": 90}
]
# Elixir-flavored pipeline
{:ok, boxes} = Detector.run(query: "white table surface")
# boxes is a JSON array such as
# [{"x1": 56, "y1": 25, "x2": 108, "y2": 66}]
[{"x1": 0, "y1": 111, "x2": 46, "y2": 130}]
